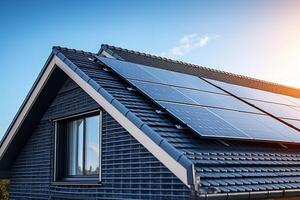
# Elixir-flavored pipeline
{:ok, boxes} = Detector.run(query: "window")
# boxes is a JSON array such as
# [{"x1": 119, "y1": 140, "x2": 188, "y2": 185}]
[{"x1": 54, "y1": 111, "x2": 101, "y2": 182}]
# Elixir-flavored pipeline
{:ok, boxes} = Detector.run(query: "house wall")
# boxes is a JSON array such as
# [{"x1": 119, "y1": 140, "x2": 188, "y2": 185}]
[{"x1": 8, "y1": 78, "x2": 190, "y2": 199}]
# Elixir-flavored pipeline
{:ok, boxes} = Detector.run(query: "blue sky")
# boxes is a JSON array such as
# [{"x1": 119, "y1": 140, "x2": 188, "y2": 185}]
[{"x1": 0, "y1": 0, "x2": 300, "y2": 140}]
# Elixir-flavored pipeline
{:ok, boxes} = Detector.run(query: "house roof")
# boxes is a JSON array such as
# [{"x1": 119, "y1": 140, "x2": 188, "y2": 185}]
[
  {"x1": 99, "y1": 44, "x2": 300, "y2": 98},
  {"x1": 1, "y1": 45, "x2": 300, "y2": 200}
]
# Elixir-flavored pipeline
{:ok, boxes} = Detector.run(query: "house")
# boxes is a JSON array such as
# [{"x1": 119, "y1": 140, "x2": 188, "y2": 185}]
[{"x1": 1, "y1": 44, "x2": 300, "y2": 200}]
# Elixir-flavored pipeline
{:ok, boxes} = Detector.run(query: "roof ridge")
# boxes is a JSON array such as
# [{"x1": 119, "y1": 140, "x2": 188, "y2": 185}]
[
  {"x1": 53, "y1": 46, "x2": 95, "y2": 56},
  {"x1": 101, "y1": 44, "x2": 300, "y2": 92}
]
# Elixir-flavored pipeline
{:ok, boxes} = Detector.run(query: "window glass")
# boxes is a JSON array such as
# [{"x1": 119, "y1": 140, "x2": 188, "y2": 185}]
[
  {"x1": 77, "y1": 120, "x2": 84, "y2": 175},
  {"x1": 85, "y1": 116, "x2": 99, "y2": 175},
  {"x1": 66, "y1": 119, "x2": 84, "y2": 176},
  {"x1": 62, "y1": 114, "x2": 99, "y2": 179}
]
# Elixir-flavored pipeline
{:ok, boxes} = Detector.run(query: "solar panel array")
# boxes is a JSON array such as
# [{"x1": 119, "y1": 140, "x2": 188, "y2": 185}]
[
  {"x1": 98, "y1": 56, "x2": 300, "y2": 143},
  {"x1": 208, "y1": 79, "x2": 300, "y2": 130}
]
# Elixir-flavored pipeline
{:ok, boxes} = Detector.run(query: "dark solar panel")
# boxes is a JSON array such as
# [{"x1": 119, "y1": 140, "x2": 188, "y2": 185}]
[
  {"x1": 159, "y1": 102, "x2": 250, "y2": 139},
  {"x1": 209, "y1": 108, "x2": 300, "y2": 142},
  {"x1": 247, "y1": 100, "x2": 300, "y2": 120},
  {"x1": 177, "y1": 87, "x2": 259, "y2": 113},
  {"x1": 131, "y1": 80, "x2": 260, "y2": 113},
  {"x1": 130, "y1": 80, "x2": 195, "y2": 104},
  {"x1": 208, "y1": 79, "x2": 300, "y2": 131},
  {"x1": 98, "y1": 56, "x2": 300, "y2": 143},
  {"x1": 100, "y1": 57, "x2": 160, "y2": 82},
  {"x1": 208, "y1": 79, "x2": 299, "y2": 106},
  {"x1": 142, "y1": 64, "x2": 224, "y2": 93}
]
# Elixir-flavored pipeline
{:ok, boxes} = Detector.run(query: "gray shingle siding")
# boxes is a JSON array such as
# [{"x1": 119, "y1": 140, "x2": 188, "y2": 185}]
[{"x1": 9, "y1": 78, "x2": 190, "y2": 199}]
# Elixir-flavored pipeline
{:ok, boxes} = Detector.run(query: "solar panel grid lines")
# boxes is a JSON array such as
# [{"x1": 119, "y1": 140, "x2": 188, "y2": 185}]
[
  {"x1": 285, "y1": 120, "x2": 300, "y2": 130},
  {"x1": 209, "y1": 108, "x2": 300, "y2": 142},
  {"x1": 207, "y1": 79, "x2": 300, "y2": 107},
  {"x1": 285, "y1": 96, "x2": 300, "y2": 107},
  {"x1": 97, "y1": 56, "x2": 300, "y2": 143},
  {"x1": 141, "y1": 64, "x2": 225, "y2": 94},
  {"x1": 176, "y1": 87, "x2": 261, "y2": 114},
  {"x1": 128, "y1": 78, "x2": 264, "y2": 116},
  {"x1": 160, "y1": 101, "x2": 300, "y2": 143},
  {"x1": 247, "y1": 99, "x2": 300, "y2": 121},
  {"x1": 290, "y1": 106, "x2": 300, "y2": 113},
  {"x1": 98, "y1": 56, "x2": 226, "y2": 95},
  {"x1": 158, "y1": 101, "x2": 252, "y2": 140},
  {"x1": 129, "y1": 80, "x2": 196, "y2": 105},
  {"x1": 207, "y1": 79, "x2": 300, "y2": 131}
]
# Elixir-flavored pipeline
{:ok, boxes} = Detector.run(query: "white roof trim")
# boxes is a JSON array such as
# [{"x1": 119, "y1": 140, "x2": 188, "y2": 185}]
[{"x1": 0, "y1": 55, "x2": 191, "y2": 188}]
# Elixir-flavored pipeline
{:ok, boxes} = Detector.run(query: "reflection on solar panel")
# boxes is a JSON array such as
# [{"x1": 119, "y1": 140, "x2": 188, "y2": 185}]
[
  {"x1": 207, "y1": 79, "x2": 300, "y2": 130},
  {"x1": 129, "y1": 80, "x2": 195, "y2": 104},
  {"x1": 210, "y1": 108, "x2": 300, "y2": 142},
  {"x1": 98, "y1": 56, "x2": 300, "y2": 143},
  {"x1": 247, "y1": 100, "x2": 300, "y2": 120},
  {"x1": 159, "y1": 102, "x2": 250, "y2": 139},
  {"x1": 177, "y1": 87, "x2": 259, "y2": 113},
  {"x1": 207, "y1": 79, "x2": 299, "y2": 106}
]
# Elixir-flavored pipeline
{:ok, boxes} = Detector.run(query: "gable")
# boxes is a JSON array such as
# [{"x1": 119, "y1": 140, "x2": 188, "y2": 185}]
[
  {"x1": 0, "y1": 48, "x2": 194, "y2": 190},
  {"x1": 9, "y1": 77, "x2": 190, "y2": 199}
]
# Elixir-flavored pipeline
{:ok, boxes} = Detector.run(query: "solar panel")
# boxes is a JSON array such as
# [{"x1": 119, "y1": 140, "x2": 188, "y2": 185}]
[
  {"x1": 131, "y1": 80, "x2": 260, "y2": 113},
  {"x1": 208, "y1": 79, "x2": 299, "y2": 106},
  {"x1": 177, "y1": 87, "x2": 259, "y2": 113},
  {"x1": 209, "y1": 108, "x2": 300, "y2": 142},
  {"x1": 98, "y1": 56, "x2": 224, "y2": 94},
  {"x1": 247, "y1": 100, "x2": 300, "y2": 120},
  {"x1": 159, "y1": 102, "x2": 250, "y2": 139},
  {"x1": 284, "y1": 96, "x2": 300, "y2": 107},
  {"x1": 285, "y1": 120, "x2": 300, "y2": 129},
  {"x1": 141, "y1": 64, "x2": 224, "y2": 93},
  {"x1": 207, "y1": 79, "x2": 300, "y2": 130},
  {"x1": 130, "y1": 80, "x2": 195, "y2": 104},
  {"x1": 100, "y1": 57, "x2": 160, "y2": 82},
  {"x1": 97, "y1": 56, "x2": 300, "y2": 143}
]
